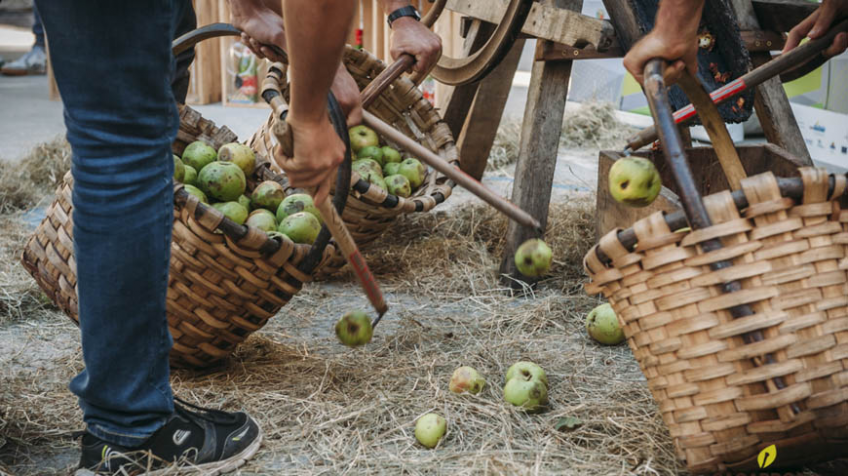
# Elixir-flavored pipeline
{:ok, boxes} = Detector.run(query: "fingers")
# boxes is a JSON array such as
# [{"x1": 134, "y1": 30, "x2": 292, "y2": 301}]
[
  {"x1": 784, "y1": 11, "x2": 818, "y2": 53},
  {"x1": 241, "y1": 33, "x2": 265, "y2": 59},
  {"x1": 826, "y1": 31, "x2": 848, "y2": 57},
  {"x1": 313, "y1": 174, "x2": 333, "y2": 207},
  {"x1": 346, "y1": 103, "x2": 363, "y2": 128},
  {"x1": 663, "y1": 60, "x2": 687, "y2": 85},
  {"x1": 810, "y1": 2, "x2": 838, "y2": 38}
]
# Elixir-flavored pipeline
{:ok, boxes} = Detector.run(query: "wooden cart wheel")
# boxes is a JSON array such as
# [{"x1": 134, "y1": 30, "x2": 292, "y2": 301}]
[{"x1": 429, "y1": 0, "x2": 533, "y2": 86}]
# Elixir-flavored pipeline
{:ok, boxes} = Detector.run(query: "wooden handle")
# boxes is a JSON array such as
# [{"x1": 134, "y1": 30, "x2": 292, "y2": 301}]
[
  {"x1": 676, "y1": 72, "x2": 747, "y2": 190},
  {"x1": 361, "y1": 54, "x2": 416, "y2": 109},
  {"x1": 273, "y1": 118, "x2": 388, "y2": 316},
  {"x1": 362, "y1": 110, "x2": 543, "y2": 233}
]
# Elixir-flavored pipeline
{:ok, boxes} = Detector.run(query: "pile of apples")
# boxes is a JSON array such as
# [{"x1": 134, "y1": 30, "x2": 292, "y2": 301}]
[{"x1": 348, "y1": 125, "x2": 427, "y2": 198}]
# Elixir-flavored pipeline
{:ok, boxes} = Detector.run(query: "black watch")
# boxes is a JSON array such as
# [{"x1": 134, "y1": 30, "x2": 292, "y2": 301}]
[{"x1": 387, "y1": 6, "x2": 421, "y2": 28}]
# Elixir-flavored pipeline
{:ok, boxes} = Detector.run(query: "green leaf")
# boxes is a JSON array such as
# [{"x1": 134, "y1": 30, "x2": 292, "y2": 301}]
[{"x1": 554, "y1": 416, "x2": 583, "y2": 432}]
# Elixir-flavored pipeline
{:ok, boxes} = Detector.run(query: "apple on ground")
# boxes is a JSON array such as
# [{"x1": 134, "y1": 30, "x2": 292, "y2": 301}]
[
  {"x1": 608, "y1": 157, "x2": 661, "y2": 208},
  {"x1": 586, "y1": 303, "x2": 625, "y2": 345},
  {"x1": 503, "y1": 377, "x2": 548, "y2": 412},
  {"x1": 335, "y1": 310, "x2": 373, "y2": 347},
  {"x1": 349, "y1": 125, "x2": 380, "y2": 154},
  {"x1": 514, "y1": 239, "x2": 553, "y2": 277},
  {"x1": 449, "y1": 366, "x2": 486, "y2": 394},
  {"x1": 414, "y1": 413, "x2": 447, "y2": 449},
  {"x1": 505, "y1": 361, "x2": 548, "y2": 387}
]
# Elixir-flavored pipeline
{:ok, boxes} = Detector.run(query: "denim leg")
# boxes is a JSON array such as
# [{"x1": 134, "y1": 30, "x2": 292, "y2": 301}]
[
  {"x1": 35, "y1": 0, "x2": 185, "y2": 447},
  {"x1": 32, "y1": 4, "x2": 45, "y2": 48}
]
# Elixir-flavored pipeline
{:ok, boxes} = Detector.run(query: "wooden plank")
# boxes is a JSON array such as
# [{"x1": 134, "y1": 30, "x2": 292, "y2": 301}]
[
  {"x1": 186, "y1": 0, "x2": 222, "y2": 105},
  {"x1": 752, "y1": 0, "x2": 817, "y2": 33},
  {"x1": 456, "y1": 38, "x2": 525, "y2": 181},
  {"x1": 445, "y1": 0, "x2": 615, "y2": 51},
  {"x1": 439, "y1": 20, "x2": 493, "y2": 137},
  {"x1": 730, "y1": 0, "x2": 812, "y2": 164},
  {"x1": 600, "y1": 0, "x2": 642, "y2": 51},
  {"x1": 499, "y1": 0, "x2": 580, "y2": 287}
]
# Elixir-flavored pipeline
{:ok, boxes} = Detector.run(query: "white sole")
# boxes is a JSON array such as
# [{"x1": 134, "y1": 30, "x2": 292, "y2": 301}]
[{"x1": 76, "y1": 424, "x2": 263, "y2": 476}]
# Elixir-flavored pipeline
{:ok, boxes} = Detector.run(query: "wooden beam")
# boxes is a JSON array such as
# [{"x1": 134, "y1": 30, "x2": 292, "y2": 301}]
[
  {"x1": 457, "y1": 38, "x2": 525, "y2": 181},
  {"x1": 445, "y1": 0, "x2": 615, "y2": 50},
  {"x1": 731, "y1": 0, "x2": 812, "y2": 164},
  {"x1": 499, "y1": 0, "x2": 580, "y2": 287},
  {"x1": 440, "y1": 20, "x2": 494, "y2": 138},
  {"x1": 752, "y1": 0, "x2": 817, "y2": 33}
]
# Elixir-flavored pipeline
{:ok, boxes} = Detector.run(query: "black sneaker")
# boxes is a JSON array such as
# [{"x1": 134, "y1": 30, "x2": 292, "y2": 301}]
[{"x1": 75, "y1": 398, "x2": 262, "y2": 475}]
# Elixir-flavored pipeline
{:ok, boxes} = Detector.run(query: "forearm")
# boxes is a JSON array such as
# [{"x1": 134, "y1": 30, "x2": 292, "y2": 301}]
[
  {"x1": 283, "y1": 0, "x2": 355, "y2": 125},
  {"x1": 655, "y1": 0, "x2": 705, "y2": 38}
]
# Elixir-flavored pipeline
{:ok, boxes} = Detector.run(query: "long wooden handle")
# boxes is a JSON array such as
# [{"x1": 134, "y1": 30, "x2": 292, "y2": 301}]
[
  {"x1": 274, "y1": 119, "x2": 388, "y2": 317},
  {"x1": 362, "y1": 110, "x2": 543, "y2": 233},
  {"x1": 626, "y1": 18, "x2": 848, "y2": 152},
  {"x1": 676, "y1": 72, "x2": 747, "y2": 190},
  {"x1": 361, "y1": 54, "x2": 415, "y2": 109}
]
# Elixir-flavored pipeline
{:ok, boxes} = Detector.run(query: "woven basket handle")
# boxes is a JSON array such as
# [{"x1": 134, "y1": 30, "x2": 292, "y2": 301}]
[{"x1": 643, "y1": 58, "x2": 801, "y2": 414}]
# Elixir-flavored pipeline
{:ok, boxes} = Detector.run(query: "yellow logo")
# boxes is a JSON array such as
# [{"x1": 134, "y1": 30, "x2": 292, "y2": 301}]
[{"x1": 757, "y1": 444, "x2": 777, "y2": 469}]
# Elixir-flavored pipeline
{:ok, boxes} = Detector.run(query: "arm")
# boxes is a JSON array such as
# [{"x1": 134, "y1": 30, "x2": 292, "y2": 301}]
[
  {"x1": 381, "y1": 0, "x2": 442, "y2": 73},
  {"x1": 282, "y1": 0, "x2": 355, "y2": 205},
  {"x1": 622, "y1": 0, "x2": 705, "y2": 85},
  {"x1": 783, "y1": 0, "x2": 848, "y2": 57}
]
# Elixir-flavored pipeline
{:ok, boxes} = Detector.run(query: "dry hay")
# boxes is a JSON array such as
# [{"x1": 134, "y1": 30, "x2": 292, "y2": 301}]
[{"x1": 0, "y1": 136, "x2": 71, "y2": 214}]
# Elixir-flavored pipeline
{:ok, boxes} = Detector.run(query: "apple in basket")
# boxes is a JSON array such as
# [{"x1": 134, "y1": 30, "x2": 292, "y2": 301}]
[
  {"x1": 277, "y1": 193, "x2": 323, "y2": 225},
  {"x1": 383, "y1": 162, "x2": 401, "y2": 177},
  {"x1": 173, "y1": 155, "x2": 185, "y2": 183},
  {"x1": 398, "y1": 158, "x2": 426, "y2": 189},
  {"x1": 278, "y1": 211, "x2": 321, "y2": 245},
  {"x1": 449, "y1": 366, "x2": 486, "y2": 394},
  {"x1": 237, "y1": 194, "x2": 251, "y2": 210},
  {"x1": 212, "y1": 202, "x2": 249, "y2": 225},
  {"x1": 415, "y1": 413, "x2": 447, "y2": 449},
  {"x1": 385, "y1": 174, "x2": 412, "y2": 198},
  {"x1": 182, "y1": 165, "x2": 198, "y2": 187},
  {"x1": 608, "y1": 157, "x2": 661, "y2": 208},
  {"x1": 183, "y1": 184, "x2": 208, "y2": 204},
  {"x1": 245, "y1": 209, "x2": 277, "y2": 232},
  {"x1": 349, "y1": 125, "x2": 380, "y2": 153},
  {"x1": 586, "y1": 303, "x2": 625, "y2": 345},
  {"x1": 513, "y1": 239, "x2": 553, "y2": 277},
  {"x1": 198, "y1": 162, "x2": 247, "y2": 202},
  {"x1": 335, "y1": 310, "x2": 373, "y2": 347},
  {"x1": 381, "y1": 146, "x2": 402, "y2": 165},
  {"x1": 357, "y1": 145, "x2": 385, "y2": 167},
  {"x1": 181, "y1": 140, "x2": 217, "y2": 172},
  {"x1": 218, "y1": 142, "x2": 256, "y2": 177},
  {"x1": 251, "y1": 180, "x2": 286, "y2": 212}
]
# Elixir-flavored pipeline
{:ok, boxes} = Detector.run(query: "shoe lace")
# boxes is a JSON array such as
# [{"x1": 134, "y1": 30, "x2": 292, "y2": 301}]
[{"x1": 173, "y1": 396, "x2": 240, "y2": 426}]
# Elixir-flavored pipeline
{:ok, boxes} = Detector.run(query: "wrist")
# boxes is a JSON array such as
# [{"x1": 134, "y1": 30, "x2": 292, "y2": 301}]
[
  {"x1": 391, "y1": 16, "x2": 420, "y2": 30},
  {"x1": 287, "y1": 108, "x2": 329, "y2": 129},
  {"x1": 382, "y1": 0, "x2": 410, "y2": 15}
]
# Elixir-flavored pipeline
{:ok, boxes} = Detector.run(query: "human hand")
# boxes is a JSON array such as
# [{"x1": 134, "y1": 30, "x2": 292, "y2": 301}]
[
  {"x1": 783, "y1": 0, "x2": 848, "y2": 57},
  {"x1": 389, "y1": 17, "x2": 442, "y2": 73},
  {"x1": 623, "y1": 30, "x2": 697, "y2": 86},
  {"x1": 228, "y1": 0, "x2": 287, "y2": 61},
  {"x1": 331, "y1": 64, "x2": 364, "y2": 127},
  {"x1": 277, "y1": 113, "x2": 345, "y2": 206}
]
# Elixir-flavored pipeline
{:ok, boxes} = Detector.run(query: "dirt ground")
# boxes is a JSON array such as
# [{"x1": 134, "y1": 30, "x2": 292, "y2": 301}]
[{"x1": 1, "y1": 112, "x2": 844, "y2": 476}]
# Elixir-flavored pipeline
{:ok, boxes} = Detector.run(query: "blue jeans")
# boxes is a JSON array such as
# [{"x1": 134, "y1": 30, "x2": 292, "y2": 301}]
[
  {"x1": 32, "y1": 4, "x2": 44, "y2": 48},
  {"x1": 35, "y1": 0, "x2": 195, "y2": 447}
]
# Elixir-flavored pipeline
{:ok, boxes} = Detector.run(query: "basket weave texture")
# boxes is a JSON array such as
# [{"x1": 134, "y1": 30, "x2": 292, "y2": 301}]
[
  {"x1": 249, "y1": 46, "x2": 458, "y2": 272},
  {"x1": 584, "y1": 168, "x2": 848, "y2": 473},
  {"x1": 21, "y1": 105, "x2": 340, "y2": 368}
]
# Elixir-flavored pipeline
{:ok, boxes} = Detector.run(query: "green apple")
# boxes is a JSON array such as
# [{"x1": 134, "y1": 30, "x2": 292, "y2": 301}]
[
  {"x1": 245, "y1": 209, "x2": 277, "y2": 232},
  {"x1": 503, "y1": 378, "x2": 548, "y2": 412},
  {"x1": 335, "y1": 310, "x2": 373, "y2": 347},
  {"x1": 398, "y1": 158, "x2": 426, "y2": 189},
  {"x1": 357, "y1": 145, "x2": 384, "y2": 167},
  {"x1": 505, "y1": 361, "x2": 548, "y2": 387},
  {"x1": 251, "y1": 180, "x2": 286, "y2": 212},
  {"x1": 183, "y1": 184, "x2": 208, "y2": 204},
  {"x1": 383, "y1": 162, "x2": 401, "y2": 177},
  {"x1": 181, "y1": 141, "x2": 217, "y2": 172},
  {"x1": 173, "y1": 155, "x2": 185, "y2": 183},
  {"x1": 218, "y1": 142, "x2": 256, "y2": 177},
  {"x1": 277, "y1": 193, "x2": 322, "y2": 225},
  {"x1": 198, "y1": 162, "x2": 247, "y2": 202},
  {"x1": 381, "y1": 146, "x2": 402, "y2": 165},
  {"x1": 278, "y1": 211, "x2": 321, "y2": 244},
  {"x1": 385, "y1": 174, "x2": 412, "y2": 198},
  {"x1": 212, "y1": 201, "x2": 249, "y2": 225},
  {"x1": 349, "y1": 125, "x2": 380, "y2": 154},
  {"x1": 352, "y1": 159, "x2": 383, "y2": 179},
  {"x1": 608, "y1": 157, "x2": 661, "y2": 208},
  {"x1": 449, "y1": 366, "x2": 486, "y2": 394},
  {"x1": 370, "y1": 176, "x2": 387, "y2": 191},
  {"x1": 237, "y1": 194, "x2": 251, "y2": 210},
  {"x1": 514, "y1": 239, "x2": 552, "y2": 277},
  {"x1": 414, "y1": 413, "x2": 447, "y2": 449},
  {"x1": 586, "y1": 303, "x2": 625, "y2": 345},
  {"x1": 183, "y1": 165, "x2": 198, "y2": 187}
]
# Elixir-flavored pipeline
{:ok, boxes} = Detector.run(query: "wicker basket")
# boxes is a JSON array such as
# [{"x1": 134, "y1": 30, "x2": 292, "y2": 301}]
[
  {"x1": 585, "y1": 61, "x2": 848, "y2": 472},
  {"x1": 249, "y1": 46, "x2": 459, "y2": 275},
  {"x1": 21, "y1": 105, "x2": 342, "y2": 368}
]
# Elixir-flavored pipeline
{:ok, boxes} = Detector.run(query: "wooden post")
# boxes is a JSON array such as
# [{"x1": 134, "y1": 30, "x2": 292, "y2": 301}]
[
  {"x1": 439, "y1": 21, "x2": 494, "y2": 137},
  {"x1": 731, "y1": 0, "x2": 812, "y2": 164},
  {"x1": 499, "y1": 0, "x2": 581, "y2": 287}
]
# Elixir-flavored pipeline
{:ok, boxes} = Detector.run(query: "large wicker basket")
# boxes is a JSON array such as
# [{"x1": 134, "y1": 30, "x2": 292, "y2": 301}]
[
  {"x1": 249, "y1": 46, "x2": 459, "y2": 275},
  {"x1": 21, "y1": 106, "x2": 342, "y2": 368},
  {"x1": 585, "y1": 60, "x2": 848, "y2": 473}
]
